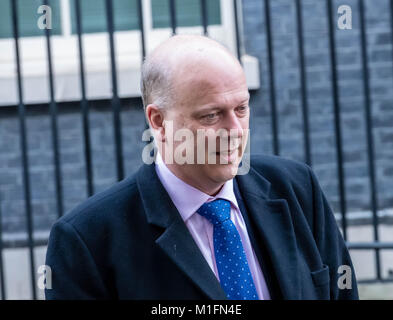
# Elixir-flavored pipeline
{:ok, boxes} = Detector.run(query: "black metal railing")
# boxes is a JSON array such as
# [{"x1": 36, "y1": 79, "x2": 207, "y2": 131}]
[
  {"x1": 10, "y1": 0, "x2": 36, "y2": 300},
  {"x1": 0, "y1": 0, "x2": 393, "y2": 300}
]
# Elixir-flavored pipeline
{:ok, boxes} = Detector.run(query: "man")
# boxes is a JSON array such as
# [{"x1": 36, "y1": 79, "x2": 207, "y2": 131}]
[{"x1": 45, "y1": 35, "x2": 358, "y2": 300}]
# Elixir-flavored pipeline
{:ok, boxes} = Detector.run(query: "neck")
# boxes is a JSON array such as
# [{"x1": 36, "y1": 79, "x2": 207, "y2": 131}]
[
  {"x1": 157, "y1": 146, "x2": 225, "y2": 196},
  {"x1": 165, "y1": 162, "x2": 224, "y2": 196}
]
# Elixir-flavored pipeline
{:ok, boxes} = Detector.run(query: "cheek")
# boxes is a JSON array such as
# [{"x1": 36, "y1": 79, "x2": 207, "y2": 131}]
[
  {"x1": 168, "y1": 115, "x2": 190, "y2": 138},
  {"x1": 240, "y1": 115, "x2": 250, "y2": 128}
]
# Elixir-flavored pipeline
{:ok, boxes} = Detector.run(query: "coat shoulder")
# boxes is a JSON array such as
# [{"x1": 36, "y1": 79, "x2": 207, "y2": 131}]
[
  {"x1": 248, "y1": 154, "x2": 316, "y2": 209},
  {"x1": 250, "y1": 154, "x2": 311, "y2": 185}
]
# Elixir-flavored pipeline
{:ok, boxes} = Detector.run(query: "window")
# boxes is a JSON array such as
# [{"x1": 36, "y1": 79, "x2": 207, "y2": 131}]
[
  {"x1": 151, "y1": 0, "x2": 221, "y2": 28},
  {"x1": 0, "y1": 0, "x2": 260, "y2": 107},
  {"x1": 69, "y1": 0, "x2": 140, "y2": 34},
  {"x1": 69, "y1": 0, "x2": 221, "y2": 33},
  {"x1": 0, "y1": 0, "x2": 222, "y2": 38},
  {"x1": 0, "y1": 0, "x2": 62, "y2": 38}
]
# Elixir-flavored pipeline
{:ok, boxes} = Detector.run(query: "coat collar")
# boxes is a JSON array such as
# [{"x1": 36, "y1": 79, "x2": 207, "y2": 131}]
[
  {"x1": 136, "y1": 161, "x2": 301, "y2": 300},
  {"x1": 236, "y1": 167, "x2": 301, "y2": 299},
  {"x1": 136, "y1": 162, "x2": 227, "y2": 299}
]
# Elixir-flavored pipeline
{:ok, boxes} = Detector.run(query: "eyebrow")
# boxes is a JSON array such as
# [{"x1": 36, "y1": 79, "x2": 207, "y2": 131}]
[
  {"x1": 199, "y1": 95, "x2": 250, "y2": 111},
  {"x1": 190, "y1": 107, "x2": 220, "y2": 119},
  {"x1": 191, "y1": 99, "x2": 250, "y2": 118}
]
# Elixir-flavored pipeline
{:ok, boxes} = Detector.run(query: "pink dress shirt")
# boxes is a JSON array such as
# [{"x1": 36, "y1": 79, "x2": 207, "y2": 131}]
[{"x1": 154, "y1": 152, "x2": 271, "y2": 300}]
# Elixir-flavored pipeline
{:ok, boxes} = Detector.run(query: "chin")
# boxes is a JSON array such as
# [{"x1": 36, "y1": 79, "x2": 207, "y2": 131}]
[{"x1": 208, "y1": 163, "x2": 238, "y2": 183}]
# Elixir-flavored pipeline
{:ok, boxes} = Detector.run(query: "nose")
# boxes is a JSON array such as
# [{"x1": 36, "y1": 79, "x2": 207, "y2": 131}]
[
  {"x1": 223, "y1": 110, "x2": 244, "y2": 138},
  {"x1": 215, "y1": 111, "x2": 245, "y2": 151}
]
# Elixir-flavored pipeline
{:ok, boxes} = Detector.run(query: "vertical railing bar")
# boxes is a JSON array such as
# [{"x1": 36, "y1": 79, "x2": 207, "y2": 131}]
[
  {"x1": 10, "y1": 0, "x2": 37, "y2": 300},
  {"x1": 43, "y1": 0, "x2": 64, "y2": 219},
  {"x1": 105, "y1": 0, "x2": 125, "y2": 181},
  {"x1": 169, "y1": 0, "x2": 177, "y2": 35},
  {"x1": 139, "y1": 0, "x2": 149, "y2": 138},
  {"x1": 74, "y1": 0, "x2": 94, "y2": 196},
  {"x1": 358, "y1": 0, "x2": 381, "y2": 280},
  {"x1": 233, "y1": 0, "x2": 242, "y2": 62},
  {"x1": 327, "y1": 0, "x2": 348, "y2": 240},
  {"x1": 137, "y1": 0, "x2": 146, "y2": 61},
  {"x1": 264, "y1": 0, "x2": 280, "y2": 155},
  {"x1": 0, "y1": 196, "x2": 6, "y2": 300},
  {"x1": 137, "y1": 0, "x2": 147, "y2": 136},
  {"x1": 295, "y1": 0, "x2": 312, "y2": 166},
  {"x1": 391, "y1": 0, "x2": 393, "y2": 75},
  {"x1": 200, "y1": 0, "x2": 208, "y2": 35}
]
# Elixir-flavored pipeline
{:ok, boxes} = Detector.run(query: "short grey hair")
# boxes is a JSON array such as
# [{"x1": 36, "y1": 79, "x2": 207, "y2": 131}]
[
  {"x1": 140, "y1": 34, "x2": 238, "y2": 110},
  {"x1": 140, "y1": 55, "x2": 174, "y2": 110}
]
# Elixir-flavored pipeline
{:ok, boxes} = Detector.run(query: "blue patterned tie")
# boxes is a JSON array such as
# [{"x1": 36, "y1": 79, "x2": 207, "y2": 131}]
[{"x1": 197, "y1": 199, "x2": 259, "y2": 300}]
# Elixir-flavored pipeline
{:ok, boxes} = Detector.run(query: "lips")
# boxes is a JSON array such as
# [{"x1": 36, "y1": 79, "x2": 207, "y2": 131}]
[
  {"x1": 214, "y1": 148, "x2": 240, "y2": 164},
  {"x1": 213, "y1": 138, "x2": 242, "y2": 156},
  {"x1": 215, "y1": 148, "x2": 237, "y2": 155}
]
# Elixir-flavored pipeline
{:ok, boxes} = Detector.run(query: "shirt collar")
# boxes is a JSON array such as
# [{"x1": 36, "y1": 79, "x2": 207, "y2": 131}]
[{"x1": 154, "y1": 152, "x2": 239, "y2": 222}]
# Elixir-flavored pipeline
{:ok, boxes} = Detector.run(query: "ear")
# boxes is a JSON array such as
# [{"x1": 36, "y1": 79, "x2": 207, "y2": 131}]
[{"x1": 146, "y1": 104, "x2": 166, "y2": 142}]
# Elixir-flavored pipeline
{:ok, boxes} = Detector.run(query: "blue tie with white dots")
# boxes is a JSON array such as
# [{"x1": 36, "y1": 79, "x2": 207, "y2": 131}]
[{"x1": 197, "y1": 199, "x2": 259, "y2": 300}]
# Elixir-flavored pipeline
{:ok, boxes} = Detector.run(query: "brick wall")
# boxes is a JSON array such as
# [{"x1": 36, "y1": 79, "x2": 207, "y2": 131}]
[
  {"x1": 0, "y1": 99, "x2": 147, "y2": 233},
  {"x1": 243, "y1": 0, "x2": 393, "y2": 211},
  {"x1": 0, "y1": 0, "x2": 392, "y2": 234}
]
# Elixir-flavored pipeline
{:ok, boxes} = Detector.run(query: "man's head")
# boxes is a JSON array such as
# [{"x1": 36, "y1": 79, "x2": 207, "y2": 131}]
[{"x1": 142, "y1": 35, "x2": 250, "y2": 195}]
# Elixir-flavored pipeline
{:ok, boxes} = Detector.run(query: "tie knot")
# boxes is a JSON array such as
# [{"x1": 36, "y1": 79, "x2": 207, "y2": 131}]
[{"x1": 197, "y1": 199, "x2": 231, "y2": 225}]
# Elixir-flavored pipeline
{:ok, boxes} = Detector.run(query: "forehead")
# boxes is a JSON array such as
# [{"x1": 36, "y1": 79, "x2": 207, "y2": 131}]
[{"x1": 172, "y1": 53, "x2": 249, "y2": 108}]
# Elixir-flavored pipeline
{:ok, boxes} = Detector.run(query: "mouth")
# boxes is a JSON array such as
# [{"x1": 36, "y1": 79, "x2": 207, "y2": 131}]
[
  {"x1": 215, "y1": 148, "x2": 237, "y2": 155},
  {"x1": 214, "y1": 147, "x2": 240, "y2": 164}
]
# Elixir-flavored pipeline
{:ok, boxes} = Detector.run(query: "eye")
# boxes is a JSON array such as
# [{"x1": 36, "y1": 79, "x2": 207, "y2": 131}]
[
  {"x1": 202, "y1": 112, "x2": 219, "y2": 122},
  {"x1": 236, "y1": 105, "x2": 249, "y2": 114}
]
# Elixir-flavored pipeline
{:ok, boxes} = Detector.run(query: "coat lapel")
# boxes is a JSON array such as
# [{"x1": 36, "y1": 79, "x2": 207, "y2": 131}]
[
  {"x1": 136, "y1": 163, "x2": 227, "y2": 300},
  {"x1": 136, "y1": 161, "x2": 301, "y2": 300},
  {"x1": 236, "y1": 167, "x2": 301, "y2": 299}
]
